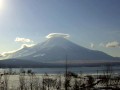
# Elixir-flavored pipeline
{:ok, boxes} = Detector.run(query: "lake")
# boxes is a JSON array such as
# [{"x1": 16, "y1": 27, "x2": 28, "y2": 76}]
[{"x1": 0, "y1": 66, "x2": 120, "y2": 74}]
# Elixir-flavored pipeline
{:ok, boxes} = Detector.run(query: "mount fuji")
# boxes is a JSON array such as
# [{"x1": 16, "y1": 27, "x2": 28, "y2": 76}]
[{"x1": 0, "y1": 36, "x2": 120, "y2": 67}]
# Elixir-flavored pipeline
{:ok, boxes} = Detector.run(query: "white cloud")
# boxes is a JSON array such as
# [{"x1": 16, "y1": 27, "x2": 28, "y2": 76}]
[
  {"x1": 0, "y1": 54, "x2": 3, "y2": 57},
  {"x1": 90, "y1": 43, "x2": 94, "y2": 48},
  {"x1": 46, "y1": 33, "x2": 70, "y2": 39},
  {"x1": 1, "y1": 50, "x2": 18, "y2": 57},
  {"x1": 105, "y1": 41, "x2": 120, "y2": 48},
  {"x1": 0, "y1": 44, "x2": 35, "y2": 57},
  {"x1": 15, "y1": 37, "x2": 33, "y2": 43},
  {"x1": 21, "y1": 44, "x2": 35, "y2": 48}
]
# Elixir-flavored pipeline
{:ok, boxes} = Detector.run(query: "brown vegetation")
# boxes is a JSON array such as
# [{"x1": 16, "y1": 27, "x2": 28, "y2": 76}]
[{"x1": 0, "y1": 66, "x2": 119, "y2": 90}]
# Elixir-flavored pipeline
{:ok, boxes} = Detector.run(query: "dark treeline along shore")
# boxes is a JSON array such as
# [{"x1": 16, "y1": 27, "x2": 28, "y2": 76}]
[{"x1": 0, "y1": 58, "x2": 120, "y2": 68}]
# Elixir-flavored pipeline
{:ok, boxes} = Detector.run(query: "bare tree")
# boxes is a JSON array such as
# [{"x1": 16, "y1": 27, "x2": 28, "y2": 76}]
[
  {"x1": 3, "y1": 71, "x2": 10, "y2": 90},
  {"x1": 19, "y1": 74, "x2": 26, "y2": 90},
  {"x1": 56, "y1": 74, "x2": 62, "y2": 90}
]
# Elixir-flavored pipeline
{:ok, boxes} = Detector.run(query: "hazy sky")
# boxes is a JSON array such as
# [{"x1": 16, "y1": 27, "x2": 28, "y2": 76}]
[{"x1": 0, "y1": 0, "x2": 120, "y2": 57}]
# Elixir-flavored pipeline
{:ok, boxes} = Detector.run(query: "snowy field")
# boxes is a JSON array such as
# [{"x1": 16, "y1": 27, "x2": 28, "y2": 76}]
[
  {"x1": 0, "y1": 66, "x2": 120, "y2": 90},
  {"x1": 0, "y1": 73, "x2": 119, "y2": 90}
]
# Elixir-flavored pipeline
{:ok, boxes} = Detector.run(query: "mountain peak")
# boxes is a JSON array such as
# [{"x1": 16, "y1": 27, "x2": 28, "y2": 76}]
[{"x1": 1, "y1": 34, "x2": 119, "y2": 63}]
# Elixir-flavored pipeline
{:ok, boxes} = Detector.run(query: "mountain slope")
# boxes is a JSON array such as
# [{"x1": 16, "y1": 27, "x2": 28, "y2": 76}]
[{"x1": 1, "y1": 37, "x2": 119, "y2": 64}]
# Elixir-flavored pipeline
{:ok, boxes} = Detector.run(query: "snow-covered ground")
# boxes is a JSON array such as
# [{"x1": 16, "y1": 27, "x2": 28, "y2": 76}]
[
  {"x1": 0, "y1": 72, "x2": 120, "y2": 90},
  {"x1": 1, "y1": 74, "x2": 66, "y2": 89}
]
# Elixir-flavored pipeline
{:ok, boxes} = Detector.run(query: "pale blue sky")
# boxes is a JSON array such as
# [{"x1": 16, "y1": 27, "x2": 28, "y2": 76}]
[{"x1": 0, "y1": 0, "x2": 120, "y2": 57}]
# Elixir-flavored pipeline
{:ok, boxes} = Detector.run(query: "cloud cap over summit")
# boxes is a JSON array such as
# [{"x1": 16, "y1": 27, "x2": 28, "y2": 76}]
[{"x1": 46, "y1": 33, "x2": 70, "y2": 39}]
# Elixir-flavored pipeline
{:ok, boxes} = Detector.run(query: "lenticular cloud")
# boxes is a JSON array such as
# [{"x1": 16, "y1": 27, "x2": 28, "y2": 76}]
[{"x1": 46, "y1": 33, "x2": 70, "y2": 39}]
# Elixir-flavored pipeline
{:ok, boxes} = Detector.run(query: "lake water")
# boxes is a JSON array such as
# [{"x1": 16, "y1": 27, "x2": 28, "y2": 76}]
[{"x1": 0, "y1": 66, "x2": 120, "y2": 74}]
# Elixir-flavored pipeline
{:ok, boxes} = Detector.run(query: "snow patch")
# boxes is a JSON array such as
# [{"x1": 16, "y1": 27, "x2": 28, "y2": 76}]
[{"x1": 33, "y1": 54, "x2": 46, "y2": 57}]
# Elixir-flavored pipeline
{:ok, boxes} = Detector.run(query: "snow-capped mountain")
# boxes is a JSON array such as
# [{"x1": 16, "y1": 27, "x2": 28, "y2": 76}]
[{"x1": 0, "y1": 37, "x2": 119, "y2": 64}]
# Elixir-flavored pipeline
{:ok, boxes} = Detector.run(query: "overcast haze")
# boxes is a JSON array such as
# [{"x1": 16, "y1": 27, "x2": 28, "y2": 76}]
[{"x1": 0, "y1": 0, "x2": 120, "y2": 57}]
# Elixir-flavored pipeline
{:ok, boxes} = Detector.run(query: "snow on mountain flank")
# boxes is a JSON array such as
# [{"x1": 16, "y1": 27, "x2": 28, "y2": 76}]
[{"x1": 0, "y1": 35, "x2": 119, "y2": 63}]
